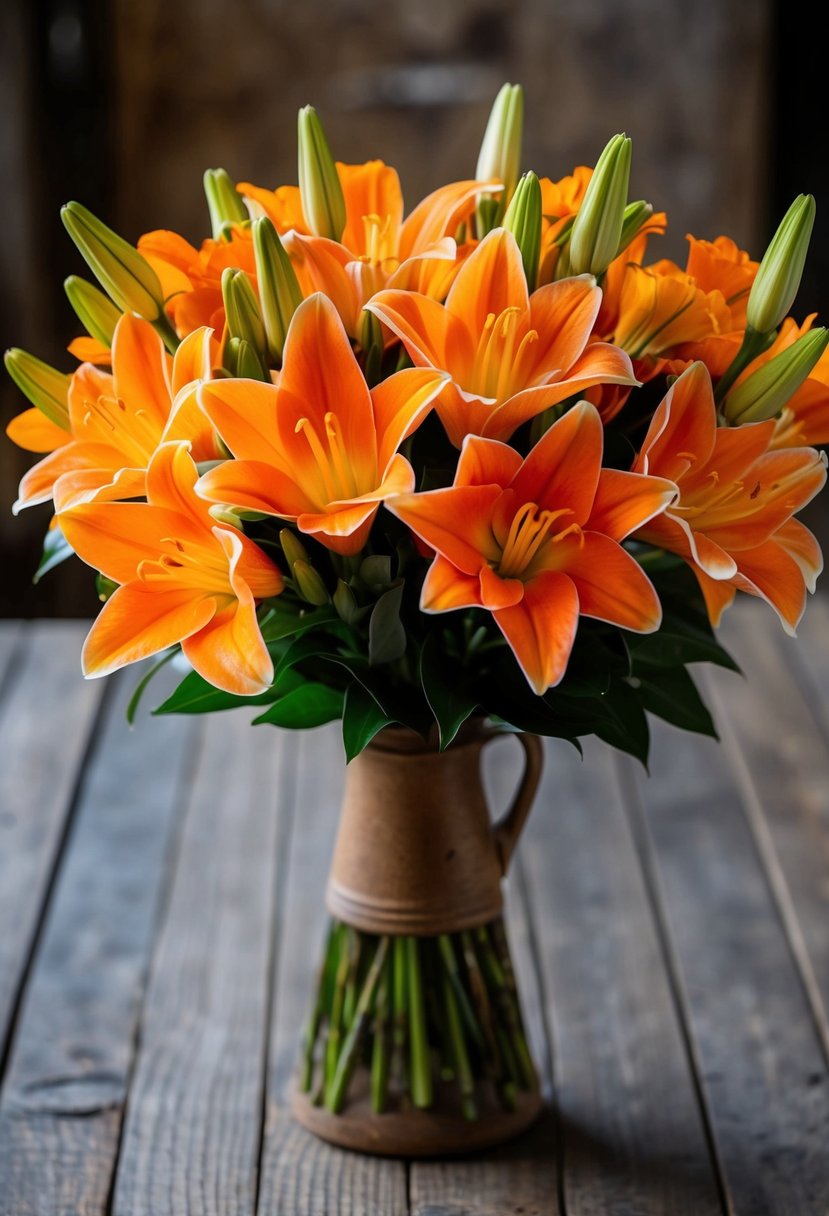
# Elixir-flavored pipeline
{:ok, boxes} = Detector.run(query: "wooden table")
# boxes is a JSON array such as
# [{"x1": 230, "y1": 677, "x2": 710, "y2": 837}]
[{"x1": 1, "y1": 602, "x2": 828, "y2": 1215}]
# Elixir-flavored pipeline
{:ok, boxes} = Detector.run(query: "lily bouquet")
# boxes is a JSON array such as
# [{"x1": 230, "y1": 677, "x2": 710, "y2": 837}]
[{"x1": 6, "y1": 85, "x2": 828, "y2": 1137}]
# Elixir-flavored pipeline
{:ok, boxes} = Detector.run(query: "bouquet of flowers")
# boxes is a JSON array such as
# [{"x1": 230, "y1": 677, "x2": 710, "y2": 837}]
[{"x1": 6, "y1": 84, "x2": 827, "y2": 1139}]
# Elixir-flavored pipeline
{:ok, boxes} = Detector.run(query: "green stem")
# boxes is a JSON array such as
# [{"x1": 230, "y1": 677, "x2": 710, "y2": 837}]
[
  {"x1": 714, "y1": 325, "x2": 771, "y2": 405},
  {"x1": 371, "y1": 954, "x2": 392, "y2": 1113},
  {"x1": 326, "y1": 936, "x2": 390, "y2": 1113},
  {"x1": 442, "y1": 969, "x2": 477, "y2": 1121},
  {"x1": 407, "y1": 938, "x2": 433, "y2": 1108},
  {"x1": 299, "y1": 922, "x2": 334, "y2": 1092},
  {"x1": 152, "y1": 309, "x2": 180, "y2": 355},
  {"x1": 324, "y1": 925, "x2": 350, "y2": 1093},
  {"x1": 438, "y1": 934, "x2": 485, "y2": 1051},
  {"x1": 391, "y1": 935, "x2": 409, "y2": 1101},
  {"x1": 475, "y1": 927, "x2": 535, "y2": 1090}
]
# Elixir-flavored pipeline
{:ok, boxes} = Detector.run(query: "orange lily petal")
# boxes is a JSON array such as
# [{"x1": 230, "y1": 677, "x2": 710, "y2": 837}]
[
  {"x1": 338, "y1": 160, "x2": 403, "y2": 257},
  {"x1": 82, "y1": 583, "x2": 216, "y2": 678},
  {"x1": 7, "y1": 408, "x2": 70, "y2": 453},
  {"x1": 445, "y1": 228, "x2": 528, "y2": 337},
  {"x1": 296, "y1": 501, "x2": 379, "y2": 556},
  {"x1": 421, "y1": 555, "x2": 483, "y2": 612},
  {"x1": 558, "y1": 532, "x2": 662, "y2": 632},
  {"x1": 53, "y1": 466, "x2": 148, "y2": 513},
  {"x1": 398, "y1": 179, "x2": 498, "y2": 260},
  {"x1": 370, "y1": 367, "x2": 448, "y2": 472},
  {"x1": 694, "y1": 567, "x2": 738, "y2": 627},
  {"x1": 67, "y1": 335, "x2": 112, "y2": 365},
  {"x1": 636, "y1": 362, "x2": 717, "y2": 481},
  {"x1": 772, "y1": 518, "x2": 823, "y2": 592},
  {"x1": 455, "y1": 435, "x2": 522, "y2": 489},
  {"x1": 367, "y1": 288, "x2": 461, "y2": 373},
  {"x1": 387, "y1": 485, "x2": 502, "y2": 575},
  {"x1": 588, "y1": 469, "x2": 677, "y2": 541},
  {"x1": 731, "y1": 538, "x2": 810, "y2": 636},
  {"x1": 525, "y1": 277, "x2": 602, "y2": 379},
  {"x1": 13, "y1": 442, "x2": 118, "y2": 513},
  {"x1": 702, "y1": 448, "x2": 827, "y2": 553},
  {"x1": 493, "y1": 570, "x2": 580, "y2": 693},
  {"x1": 281, "y1": 232, "x2": 358, "y2": 334},
  {"x1": 171, "y1": 326, "x2": 218, "y2": 397},
  {"x1": 508, "y1": 402, "x2": 603, "y2": 526},
  {"x1": 238, "y1": 183, "x2": 307, "y2": 234},
  {"x1": 59, "y1": 501, "x2": 208, "y2": 583},
  {"x1": 480, "y1": 342, "x2": 635, "y2": 441},
  {"x1": 181, "y1": 529, "x2": 275, "y2": 694},
  {"x1": 145, "y1": 441, "x2": 216, "y2": 528},
  {"x1": 196, "y1": 458, "x2": 316, "y2": 519},
  {"x1": 68, "y1": 363, "x2": 114, "y2": 431},
  {"x1": 479, "y1": 564, "x2": 524, "y2": 610},
  {"x1": 197, "y1": 378, "x2": 284, "y2": 467},
  {"x1": 111, "y1": 314, "x2": 172, "y2": 425}
]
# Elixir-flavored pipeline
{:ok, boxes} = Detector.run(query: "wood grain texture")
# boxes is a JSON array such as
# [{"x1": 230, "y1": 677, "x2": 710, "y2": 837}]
[
  {"x1": 257, "y1": 726, "x2": 409, "y2": 1216},
  {"x1": 622, "y1": 718, "x2": 829, "y2": 1215},
  {"x1": 0, "y1": 622, "x2": 103, "y2": 1061},
  {"x1": 0, "y1": 667, "x2": 199, "y2": 1216},
  {"x1": 111, "y1": 712, "x2": 296, "y2": 1216},
  {"x1": 523, "y1": 738, "x2": 722, "y2": 1216},
  {"x1": 409, "y1": 735, "x2": 558, "y2": 1216},
  {"x1": 707, "y1": 605, "x2": 829, "y2": 1060}
]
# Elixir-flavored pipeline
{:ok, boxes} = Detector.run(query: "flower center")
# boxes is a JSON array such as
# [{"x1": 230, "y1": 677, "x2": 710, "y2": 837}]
[
  {"x1": 360, "y1": 213, "x2": 399, "y2": 271},
  {"x1": 295, "y1": 411, "x2": 360, "y2": 505},
  {"x1": 470, "y1": 308, "x2": 538, "y2": 401},
  {"x1": 82, "y1": 393, "x2": 164, "y2": 467},
  {"x1": 137, "y1": 536, "x2": 233, "y2": 598},
  {"x1": 497, "y1": 502, "x2": 582, "y2": 579}
]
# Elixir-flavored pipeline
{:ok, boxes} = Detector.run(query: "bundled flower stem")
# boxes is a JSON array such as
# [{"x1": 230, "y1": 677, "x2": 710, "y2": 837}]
[{"x1": 300, "y1": 918, "x2": 535, "y2": 1118}]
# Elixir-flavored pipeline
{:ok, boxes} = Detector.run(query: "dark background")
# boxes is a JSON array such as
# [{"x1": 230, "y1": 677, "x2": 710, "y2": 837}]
[{"x1": 1, "y1": 0, "x2": 825, "y2": 617}]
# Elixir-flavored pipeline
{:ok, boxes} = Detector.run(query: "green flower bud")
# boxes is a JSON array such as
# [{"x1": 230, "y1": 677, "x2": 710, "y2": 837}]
[
  {"x1": 475, "y1": 83, "x2": 523, "y2": 213},
  {"x1": 203, "y1": 168, "x2": 249, "y2": 240},
  {"x1": 222, "y1": 337, "x2": 267, "y2": 382},
  {"x1": 252, "y1": 217, "x2": 303, "y2": 363},
  {"x1": 617, "y1": 200, "x2": 653, "y2": 256},
  {"x1": 293, "y1": 560, "x2": 330, "y2": 606},
  {"x1": 280, "y1": 528, "x2": 310, "y2": 569},
  {"x1": 64, "y1": 275, "x2": 121, "y2": 347},
  {"x1": 569, "y1": 134, "x2": 632, "y2": 277},
  {"x1": 746, "y1": 194, "x2": 816, "y2": 335},
  {"x1": 333, "y1": 578, "x2": 359, "y2": 624},
  {"x1": 4, "y1": 348, "x2": 71, "y2": 429},
  {"x1": 503, "y1": 171, "x2": 542, "y2": 289},
  {"x1": 61, "y1": 201, "x2": 165, "y2": 321},
  {"x1": 221, "y1": 267, "x2": 267, "y2": 363},
  {"x1": 297, "y1": 105, "x2": 346, "y2": 241},
  {"x1": 723, "y1": 327, "x2": 829, "y2": 424}
]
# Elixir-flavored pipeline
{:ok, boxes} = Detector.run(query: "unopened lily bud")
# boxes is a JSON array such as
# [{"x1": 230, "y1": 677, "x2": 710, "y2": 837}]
[
  {"x1": 617, "y1": 200, "x2": 653, "y2": 255},
  {"x1": 569, "y1": 134, "x2": 632, "y2": 277},
  {"x1": 724, "y1": 327, "x2": 829, "y2": 424},
  {"x1": 333, "y1": 578, "x2": 359, "y2": 624},
  {"x1": 297, "y1": 105, "x2": 346, "y2": 241},
  {"x1": 503, "y1": 171, "x2": 542, "y2": 289},
  {"x1": 280, "y1": 528, "x2": 310, "y2": 570},
  {"x1": 747, "y1": 194, "x2": 816, "y2": 335},
  {"x1": 221, "y1": 268, "x2": 267, "y2": 362},
  {"x1": 4, "y1": 348, "x2": 70, "y2": 430},
  {"x1": 61, "y1": 201, "x2": 165, "y2": 321},
  {"x1": 64, "y1": 276, "x2": 121, "y2": 347},
  {"x1": 203, "y1": 168, "x2": 248, "y2": 240},
  {"x1": 476, "y1": 83, "x2": 523, "y2": 211},
  {"x1": 293, "y1": 559, "x2": 330, "y2": 606},
  {"x1": 223, "y1": 337, "x2": 267, "y2": 382},
  {"x1": 253, "y1": 217, "x2": 303, "y2": 362}
]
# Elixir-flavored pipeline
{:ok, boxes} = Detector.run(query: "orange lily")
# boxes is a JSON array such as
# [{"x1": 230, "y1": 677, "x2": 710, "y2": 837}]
[
  {"x1": 138, "y1": 226, "x2": 257, "y2": 338},
  {"x1": 58, "y1": 442, "x2": 282, "y2": 694},
  {"x1": 12, "y1": 314, "x2": 223, "y2": 513},
  {"x1": 242, "y1": 161, "x2": 495, "y2": 339},
  {"x1": 367, "y1": 228, "x2": 636, "y2": 445},
  {"x1": 632, "y1": 362, "x2": 826, "y2": 632},
  {"x1": 196, "y1": 293, "x2": 448, "y2": 555},
  {"x1": 388, "y1": 401, "x2": 674, "y2": 693}
]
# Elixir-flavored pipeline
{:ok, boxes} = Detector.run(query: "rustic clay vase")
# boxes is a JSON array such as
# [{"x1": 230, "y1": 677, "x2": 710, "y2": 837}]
[{"x1": 292, "y1": 721, "x2": 545, "y2": 1156}]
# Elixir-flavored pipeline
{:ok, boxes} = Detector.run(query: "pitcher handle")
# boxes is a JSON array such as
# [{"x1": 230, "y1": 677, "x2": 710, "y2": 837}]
[{"x1": 490, "y1": 733, "x2": 544, "y2": 875}]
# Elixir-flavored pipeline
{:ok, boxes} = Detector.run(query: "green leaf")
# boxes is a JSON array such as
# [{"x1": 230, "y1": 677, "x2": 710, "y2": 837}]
[
  {"x1": 368, "y1": 582, "x2": 406, "y2": 666},
  {"x1": 419, "y1": 631, "x2": 479, "y2": 749},
  {"x1": 359, "y1": 555, "x2": 392, "y2": 591},
  {"x1": 126, "y1": 648, "x2": 178, "y2": 725},
  {"x1": 253, "y1": 681, "x2": 344, "y2": 728},
  {"x1": 154, "y1": 669, "x2": 286, "y2": 715},
  {"x1": 33, "y1": 524, "x2": 73, "y2": 583},
  {"x1": 341, "y1": 681, "x2": 394, "y2": 762},
  {"x1": 635, "y1": 666, "x2": 718, "y2": 737},
  {"x1": 592, "y1": 678, "x2": 650, "y2": 765},
  {"x1": 629, "y1": 626, "x2": 740, "y2": 672},
  {"x1": 260, "y1": 604, "x2": 342, "y2": 644}
]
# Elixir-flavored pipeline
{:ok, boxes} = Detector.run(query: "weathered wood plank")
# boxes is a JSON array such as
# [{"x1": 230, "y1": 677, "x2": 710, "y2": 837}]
[
  {"x1": 111, "y1": 713, "x2": 296, "y2": 1216},
  {"x1": 257, "y1": 726, "x2": 408, "y2": 1216},
  {"x1": 409, "y1": 735, "x2": 559, "y2": 1216},
  {"x1": 0, "y1": 621, "x2": 23, "y2": 691},
  {"x1": 521, "y1": 738, "x2": 722, "y2": 1216},
  {"x1": 0, "y1": 666, "x2": 198, "y2": 1216},
  {"x1": 0, "y1": 621, "x2": 104, "y2": 1063},
  {"x1": 706, "y1": 606, "x2": 829, "y2": 1060},
  {"x1": 622, "y1": 715, "x2": 829, "y2": 1215}
]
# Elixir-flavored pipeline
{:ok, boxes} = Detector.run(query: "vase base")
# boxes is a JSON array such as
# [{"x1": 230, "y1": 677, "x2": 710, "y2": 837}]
[{"x1": 290, "y1": 1074, "x2": 543, "y2": 1158}]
